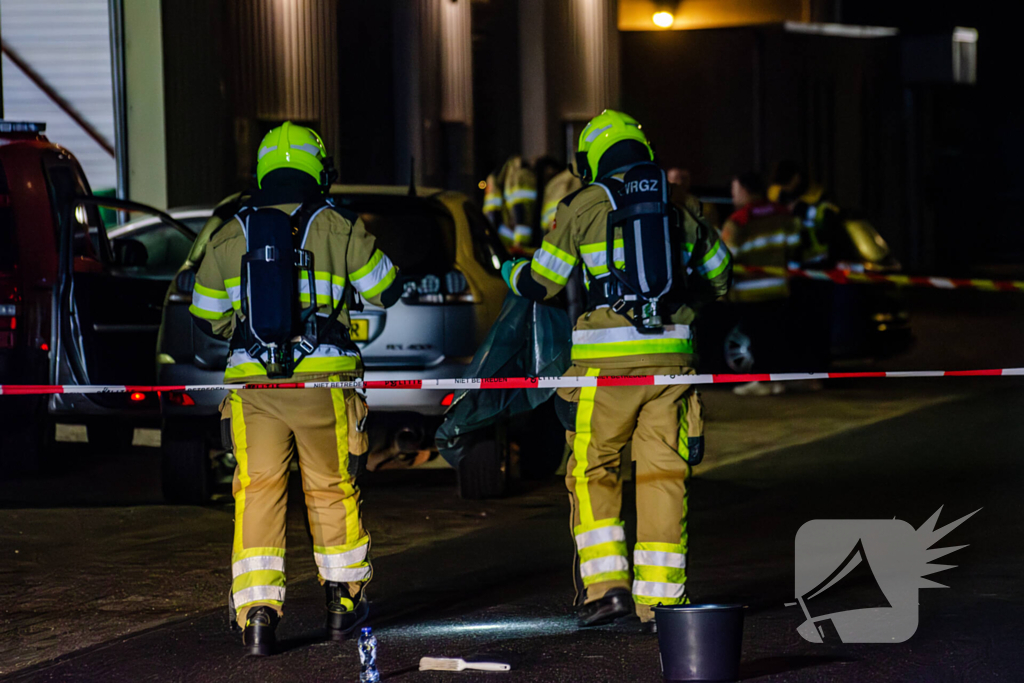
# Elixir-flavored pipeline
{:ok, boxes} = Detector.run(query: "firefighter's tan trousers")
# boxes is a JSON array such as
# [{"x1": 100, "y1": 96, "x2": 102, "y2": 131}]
[
  {"x1": 563, "y1": 366, "x2": 702, "y2": 619},
  {"x1": 226, "y1": 384, "x2": 370, "y2": 626}
]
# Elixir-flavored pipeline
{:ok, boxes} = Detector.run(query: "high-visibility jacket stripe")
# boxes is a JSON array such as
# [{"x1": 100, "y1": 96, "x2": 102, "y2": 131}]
[
  {"x1": 506, "y1": 189, "x2": 538, "y2": 204},
  {"x1": 572, "y1": 339, "x2": 695, "y2": 360},
  {"x1": 572, "y1": 324, "x2": 691, "y2": 346},
  {"x1": 733, "y1": 277, "x2": 788, "y2": 292},
  {"x1": 350, "y1": 249, "x2": 397, "y2": 298},
  {"x1": 224, "y1": 346, "x2": 359, "y2": 380},
  {"x1": 699, "y1": 240, "x2": 731, "y2": 279}
]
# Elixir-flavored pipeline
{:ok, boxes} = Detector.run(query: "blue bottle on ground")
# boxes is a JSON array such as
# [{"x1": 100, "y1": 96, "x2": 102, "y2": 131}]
[{"x1": 358, "y1": 626, "x2": 380, "y2": 683}]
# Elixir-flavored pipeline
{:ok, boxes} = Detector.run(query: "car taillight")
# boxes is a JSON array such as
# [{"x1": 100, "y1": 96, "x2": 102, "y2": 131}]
[
  {"x1": 130, "y1": 392, "x2": 147, "y2": 402},
  {"x1": 401, "y1": 271, "x2": 476, "y2": 305},
  {"x1": 441, "y1": 392, "x2": 455, "y2": 407},
  {"x1": 165, "y1": 391, "x2": 196, "y2": 406}
]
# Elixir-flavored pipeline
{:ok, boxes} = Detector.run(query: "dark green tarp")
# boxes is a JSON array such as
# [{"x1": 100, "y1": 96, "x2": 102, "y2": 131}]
[{"x1": 435, "y1": 294, "x2": 572, "y2": 468}]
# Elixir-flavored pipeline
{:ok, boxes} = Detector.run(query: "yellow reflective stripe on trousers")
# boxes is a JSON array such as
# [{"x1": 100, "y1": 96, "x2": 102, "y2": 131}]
[
  {"x1": 230, "y1": 391, "x2": 249, "y2": 555},
  {"x1": 572, "y1": 367, "x2": 602, "y2": 527},
  {"x1": 329, "y1": 385, "x2": 362, "y2": 548}
]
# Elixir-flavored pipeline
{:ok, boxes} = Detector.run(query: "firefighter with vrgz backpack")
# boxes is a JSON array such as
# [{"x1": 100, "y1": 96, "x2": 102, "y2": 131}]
[
  {"x1": 189, "y1": 122, "x2": 402, "y2": 656},
  {"x1": 502, "y1": 111, "x2": 732, "y2": 632}
]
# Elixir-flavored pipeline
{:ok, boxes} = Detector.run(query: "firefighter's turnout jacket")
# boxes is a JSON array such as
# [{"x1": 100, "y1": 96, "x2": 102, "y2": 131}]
[
  {"x1": 508, "y1": 180, "x2": 731, "y2": 619},
  {"x1": 189, "y1": 201, "x2": 397, "y2": 627},
  {"x1": 190, "y1": 204, "x2": 398, "y2": 381},
  {"x1": 721, "y1": 201, "x2": 802, "y2": 303},
  {"x1": 483, "y1": 156, "x2": 539, "y2": 252},
  {"x1": 540, "y1": 167, "x2": 583, "y2": 234}
]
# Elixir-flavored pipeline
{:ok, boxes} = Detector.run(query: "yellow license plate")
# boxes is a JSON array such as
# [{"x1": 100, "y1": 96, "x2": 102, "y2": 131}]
[{"x1": 350, "y1": 318, "x2": 370, "y2": 342}]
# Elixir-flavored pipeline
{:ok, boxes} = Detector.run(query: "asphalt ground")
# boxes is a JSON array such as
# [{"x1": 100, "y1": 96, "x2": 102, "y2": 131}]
[{"x1": 1, "y1": 286, "x2": 1022, "y2": 681}]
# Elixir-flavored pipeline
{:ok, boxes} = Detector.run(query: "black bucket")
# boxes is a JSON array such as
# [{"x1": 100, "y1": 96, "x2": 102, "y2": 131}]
[{"x1": 653, "y1": 604, "x2": 744, "y2": 682}]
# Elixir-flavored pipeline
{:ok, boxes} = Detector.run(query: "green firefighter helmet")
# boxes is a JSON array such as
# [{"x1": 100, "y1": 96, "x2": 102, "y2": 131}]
[
  {"x1": 255, "y1": 121, "x2": 329, "y2": 188},
  {"x1": 576, "y1": 110, "x2": 654, "y2": 183}
]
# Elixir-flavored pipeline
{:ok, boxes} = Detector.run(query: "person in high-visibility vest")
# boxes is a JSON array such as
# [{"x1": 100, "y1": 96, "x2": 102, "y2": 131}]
[
  {"x1": 190, "y1": 122, "x2": 402, "y2": 655},
  {"x1": 721, "y1": 171, "x2": 803, "y2": 396},
  {"x1": 769, "y1": 160, "x2": 839, "y2": 266},
  {"x1": 502, "y1": 111, "x2": 732, "y2": 633}
]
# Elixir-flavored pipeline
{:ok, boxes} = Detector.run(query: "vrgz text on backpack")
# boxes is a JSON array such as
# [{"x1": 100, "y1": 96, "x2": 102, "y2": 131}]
[{"x1": 592, "y1": 162, "x2": 683, "y2": 333}]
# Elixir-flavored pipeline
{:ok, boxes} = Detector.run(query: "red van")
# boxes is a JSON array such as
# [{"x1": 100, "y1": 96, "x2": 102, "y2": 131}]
[{"x1": 0, "y1": 121, "x2": 195, "y2": 474}]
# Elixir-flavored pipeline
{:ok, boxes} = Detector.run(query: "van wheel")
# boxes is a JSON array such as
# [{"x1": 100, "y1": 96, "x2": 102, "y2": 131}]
[
  {"x1": 514, "y1": 400, "x2": 566, "y2": 480},
  {"x1": 161, "y1": 419, "x2": 211, "y2": 505},
  {"x1": 457, "y1": 425, "x2": 509, "y2": 500}
]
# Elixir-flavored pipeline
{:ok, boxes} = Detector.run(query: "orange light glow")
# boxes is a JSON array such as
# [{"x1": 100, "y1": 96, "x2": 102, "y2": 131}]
[
  {"x1": 652, "y1": 11, "x2": 674, "y2": 27},
  {"x1": 130, "y1": 392, "x2": 146, "y2": 402}
]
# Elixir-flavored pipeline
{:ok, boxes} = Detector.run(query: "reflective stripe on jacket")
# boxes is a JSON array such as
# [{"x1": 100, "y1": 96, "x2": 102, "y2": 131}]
[{"x1": 721, "y1": 201, "x2": 800, "y2": 303}]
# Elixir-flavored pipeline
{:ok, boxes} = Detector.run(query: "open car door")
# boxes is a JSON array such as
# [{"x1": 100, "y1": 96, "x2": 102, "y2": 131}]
[{"x1": 45, "y1": 156, "x2": 196, "y2": 415}]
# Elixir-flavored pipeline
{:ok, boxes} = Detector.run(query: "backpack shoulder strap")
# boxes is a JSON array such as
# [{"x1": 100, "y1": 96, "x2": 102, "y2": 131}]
[{"x1": 290, "y1": 197, "x2": 332, "y2": 247}]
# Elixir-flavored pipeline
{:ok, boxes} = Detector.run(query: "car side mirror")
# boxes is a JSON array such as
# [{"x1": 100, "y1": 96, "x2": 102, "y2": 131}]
[{"x1": 111, "y1": 238, "x2": 148, "y2": 267}]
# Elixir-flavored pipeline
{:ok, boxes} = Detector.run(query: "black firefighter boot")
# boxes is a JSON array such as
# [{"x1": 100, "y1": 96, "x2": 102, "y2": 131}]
[
  {"x1": 325, "y1": 582, "x2": 369, "y2": 640},
  {"x1": 577, "y1": 588, "x2": 634, "y2": 628},
  {"x1": 241, "y1": 606, "x2": 279, "y2": 656}
]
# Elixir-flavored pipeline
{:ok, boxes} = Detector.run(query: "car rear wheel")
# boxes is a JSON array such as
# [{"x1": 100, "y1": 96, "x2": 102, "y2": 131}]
[
  {"x1": 457, "y1": 423, "x2": 509, "y2": 500},
  {"x1": 161, "y1": 419, "x2": 212, "y2": 505}
]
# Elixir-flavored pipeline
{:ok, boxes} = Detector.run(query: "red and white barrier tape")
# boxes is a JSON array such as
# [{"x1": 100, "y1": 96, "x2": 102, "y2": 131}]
[
  {"x1": 2, "y1": 368, "x2": 1023, "y2": 396},
  {"x1": 734, "y1": 264, "x2": 1024, "y2": 292}
]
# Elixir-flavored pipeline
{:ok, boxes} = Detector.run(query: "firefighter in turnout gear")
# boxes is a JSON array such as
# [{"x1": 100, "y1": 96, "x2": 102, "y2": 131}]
[
  {"x1": 721, "y1": 171, "x2": 803, "y2": 396},
  {"x1": 502, "y1": 110, "x2": 732, "y2": 632},
  {"x1": 768, "y1": 160, "x2": 839, "y2": 266},
  {"x1": 483, "y1": 155, "x2": 539, "y2": 254},
  {"x1": 189, "y1": 122, "x2": 403, "y2": 655},
  {"x1": 541, "y1": 166, "x2": 583, "y2": 234}
]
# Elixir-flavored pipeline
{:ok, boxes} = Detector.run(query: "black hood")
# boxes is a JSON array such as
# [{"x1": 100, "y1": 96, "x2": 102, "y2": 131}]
[{"x1": 250, "y1": 168, "x2": 323, "y2": 207}]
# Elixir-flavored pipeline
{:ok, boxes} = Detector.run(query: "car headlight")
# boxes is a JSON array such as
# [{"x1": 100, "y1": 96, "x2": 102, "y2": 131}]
[
  {"x1": 445, "y1": 270, "x2": 468, "y2": 294},
  {"x1": 418, "y1": 274, "x2": 441, "y2": 295}
]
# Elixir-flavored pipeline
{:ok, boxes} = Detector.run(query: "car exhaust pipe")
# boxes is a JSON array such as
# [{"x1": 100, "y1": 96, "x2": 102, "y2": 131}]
[{"x1": 394, "y1": 424, "x2": 425, "y2": 454}]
